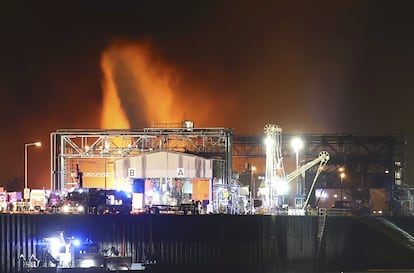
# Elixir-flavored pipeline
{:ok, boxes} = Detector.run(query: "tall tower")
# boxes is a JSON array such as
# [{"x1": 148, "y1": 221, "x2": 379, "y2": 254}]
[{"x1": 264, "y1": 124, "x2": 288, "y2": 212}]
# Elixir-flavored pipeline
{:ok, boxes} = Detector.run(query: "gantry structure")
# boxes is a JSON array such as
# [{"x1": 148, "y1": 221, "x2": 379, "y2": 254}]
[
  {"x1": 50, "y1": 126, "x2": 407, "y2": 192},
  {"x1": 233, "y1": 133, "x2": 407, "y2": 187},
  {"x1": 50, "y1": 127, "x2": 233, "y2": 190}
]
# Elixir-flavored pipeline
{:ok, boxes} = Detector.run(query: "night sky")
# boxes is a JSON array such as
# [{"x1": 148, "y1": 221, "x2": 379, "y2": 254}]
[{"x1": 1, "y1": 1, "x2": 414, "y2": 190}]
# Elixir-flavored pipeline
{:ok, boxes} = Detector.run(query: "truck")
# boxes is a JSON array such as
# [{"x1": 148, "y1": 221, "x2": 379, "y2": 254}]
[
  {"x1": 62, "y1": 189, "x2": 87, "y2": 214},
  {"x1": 87, "y1": 189, "x2": 132, "y2": 215},
  {"x1": 46, "y1": 191, "x2": 63, "y2": 213},
  {"x1": 0, "y1": 191, "x2": 7, "y2": 212},
  {"x1": 30, "y1": 189, "x2": 47, "y2": 212}
]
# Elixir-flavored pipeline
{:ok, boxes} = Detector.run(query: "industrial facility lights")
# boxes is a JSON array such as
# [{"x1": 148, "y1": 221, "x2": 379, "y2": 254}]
[
  {"x1": 264, "y1": 135, "x2": 273, "y2": 146},
  {"x1": 24, "y1": 141, "x2": 41, "y2": 190},
  {"x1": 290, "y1": 137, "x2": 304, "y2": 152},
  {"x1": 339, "y1": 169, "x2": 346, "y2": 200}
]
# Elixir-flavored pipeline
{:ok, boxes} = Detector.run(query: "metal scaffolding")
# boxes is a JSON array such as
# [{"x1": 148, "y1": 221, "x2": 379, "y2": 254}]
[
  {"x1": 233, "y1": 133, "x2": 406, "y2": 184},
  {"x1": 263, "y1": 124, "x2": 287, "y2": 211},
  {"x1": 50, "y1": 127, "x2": 407, "y2": 199},
  {"x1": 50, "y1": 127, "x2": 233, "y2": 190}
]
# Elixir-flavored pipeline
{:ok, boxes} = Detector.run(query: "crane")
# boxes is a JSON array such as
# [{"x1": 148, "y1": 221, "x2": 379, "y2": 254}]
[
  {"x1": 263, "y1": 124, "x2": 287, "y2": 212},
  {"x1": 286, "y1": 151, "x2": 330, "y2": 210},
  {"x1": 262, "y1": 124, "x2": 330, "y2": 214}
]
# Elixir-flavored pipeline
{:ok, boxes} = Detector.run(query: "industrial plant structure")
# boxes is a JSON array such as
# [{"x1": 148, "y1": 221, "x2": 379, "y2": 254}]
[
  {"x1": 0, "y1": 122, "x2": 413, "y2": 273},
  {"x1": 48, "y1": 121, "x2": 412, "y2": 216}
]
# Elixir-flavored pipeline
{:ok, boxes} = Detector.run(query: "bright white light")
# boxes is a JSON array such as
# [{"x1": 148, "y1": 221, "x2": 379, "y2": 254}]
[
  {"x1": 48, "y1": 237, "x2": 61, "y2": 259},
  {"x1": 72, "y1": 239, "x2": 81, "y2": 247},
  {"x1": 122, "y1": 184, "x2": 133, "y2": 193},
  {"x1": 275, "y1": 180, "x2": 289, "y2": 195},
  {"x1": 34, "y1": 142, "x2": 42, "y2": 147},
  {"x1": 63, "y1": 205, "x2": 69, "y2": 213},
  {"x1": 315, "y1": 189, "x2": 328, "y2": 198},
  {"x1": 265, "y1": 136, "x2": 273, "y2": 146},
  {"x1": 132, "y1": 193, "x2": 144, "y2": 210},
  {"x1": 80, "y1": 259, "x2": 96, "y2": 268},
  {"x1": 291, "y1": 137, "x2": 303, "y2": 151},
  {"x1": 77, "y1": 205, "x2": 84, "y2": 212}
]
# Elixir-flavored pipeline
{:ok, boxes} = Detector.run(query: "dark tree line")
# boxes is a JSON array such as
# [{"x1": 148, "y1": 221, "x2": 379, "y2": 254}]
[{"x1": 2, "y1": 177, "x2": 23, "y2": 192}]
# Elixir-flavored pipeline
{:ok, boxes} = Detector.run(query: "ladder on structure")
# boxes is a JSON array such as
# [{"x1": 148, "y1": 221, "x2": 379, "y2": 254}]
[{"x1": 315, "y1": 208, "x2": 327, "y2": 268}]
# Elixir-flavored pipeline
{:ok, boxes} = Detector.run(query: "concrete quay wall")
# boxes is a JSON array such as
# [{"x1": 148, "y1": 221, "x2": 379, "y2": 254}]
[{"x1": 0, "y1": 214, "x2": 413, "y2": 273}]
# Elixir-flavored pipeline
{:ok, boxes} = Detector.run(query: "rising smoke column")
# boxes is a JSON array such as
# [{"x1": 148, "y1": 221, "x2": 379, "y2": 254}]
[
  {"x1": 100, "y1": 40, "x2": 187, "y2": 129},
  {"x1": 101, "y1": 49, "x2": 131, "y2": 129},
  {"x1": 100, "y1": 39, "x2": 227, "y2": 129}
]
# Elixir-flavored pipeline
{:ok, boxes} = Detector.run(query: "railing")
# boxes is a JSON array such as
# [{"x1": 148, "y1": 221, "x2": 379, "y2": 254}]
[{"x1": 318, "y1": 208, "x2": 353, "y2": 216}]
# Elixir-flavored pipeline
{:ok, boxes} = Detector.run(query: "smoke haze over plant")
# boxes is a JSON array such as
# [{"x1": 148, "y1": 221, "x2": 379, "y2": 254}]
[
  {"x1": 100, "y1": 40, "x2": 227, "y2": 129},
  {"x1": 1, "y1": 1, "x2": 413, "y2": 189}
]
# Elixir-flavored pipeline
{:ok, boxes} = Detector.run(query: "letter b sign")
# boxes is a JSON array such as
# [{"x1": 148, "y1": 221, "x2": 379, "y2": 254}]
[{"x1": 128, "y1": 168, "x2": 137, "y2": 178}]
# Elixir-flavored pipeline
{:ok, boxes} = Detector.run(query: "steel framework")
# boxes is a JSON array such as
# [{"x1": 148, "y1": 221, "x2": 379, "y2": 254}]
[
  {"x1": 51, "y1": 128, "x2": 406, "y2": 191},
  {"x1": 233, "y1": 133, "x2": 407, "y2": 186},
  {"x1": 50, "y1": 128, "x2": 233, "y2": 190}
]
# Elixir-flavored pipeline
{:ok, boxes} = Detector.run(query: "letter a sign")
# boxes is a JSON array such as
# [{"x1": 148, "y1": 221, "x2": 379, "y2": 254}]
[{"x1": 177, "y1": 168, "x2": 185, "y2": 178}]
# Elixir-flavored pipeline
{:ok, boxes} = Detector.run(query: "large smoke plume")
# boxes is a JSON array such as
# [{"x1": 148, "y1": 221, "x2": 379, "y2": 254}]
[{"x1": 100, "y1": 40, "x2": 225, "y2": 129}]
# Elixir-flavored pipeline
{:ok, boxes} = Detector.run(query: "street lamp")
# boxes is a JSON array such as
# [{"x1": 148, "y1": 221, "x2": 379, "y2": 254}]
[
  {"x1": 291, "y1": 137, "x2": 303, "y2": 195},
  {"x1": 24, "y1": 141, "x2": 41, "y2": 190},
  {"x1": 340, "y1": 172, "x2": 346, "y2": 200}
]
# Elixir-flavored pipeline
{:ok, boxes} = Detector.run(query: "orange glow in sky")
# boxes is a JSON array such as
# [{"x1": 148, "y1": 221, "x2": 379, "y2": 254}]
[
  {"x1": 101, "y1": 41, "x2": 231, "y2": 129},
  {"x1": 101, "y1": 51, "x2": 131, "y2": 129},
  {"x1": 100, "y1": 40, "x2": 215, "y2": 129}
]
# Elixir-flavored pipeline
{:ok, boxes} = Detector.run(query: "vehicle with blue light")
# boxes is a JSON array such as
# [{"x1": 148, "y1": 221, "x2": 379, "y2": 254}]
[
  {"x1": 62, "y1": 189, "x2": 87, "y2": 214},
  {"x1": 87, "y1": 189, "x2": 132, "y2": 214},
  {"x1": 23, "y1": 231, "x2": 150, "y2": 271}
]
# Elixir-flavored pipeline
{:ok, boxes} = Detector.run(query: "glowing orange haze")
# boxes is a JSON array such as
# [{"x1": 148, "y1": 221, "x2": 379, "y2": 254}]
[
  {"x1": 99, "y1": 40, "x2": 257, "y2": 176},
  {"x1": 100, "y1": 40, "x2": 217, "y2": 129},
  {"x1": 101, "y1": 49, "x2": 130, "y2": 129}
]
